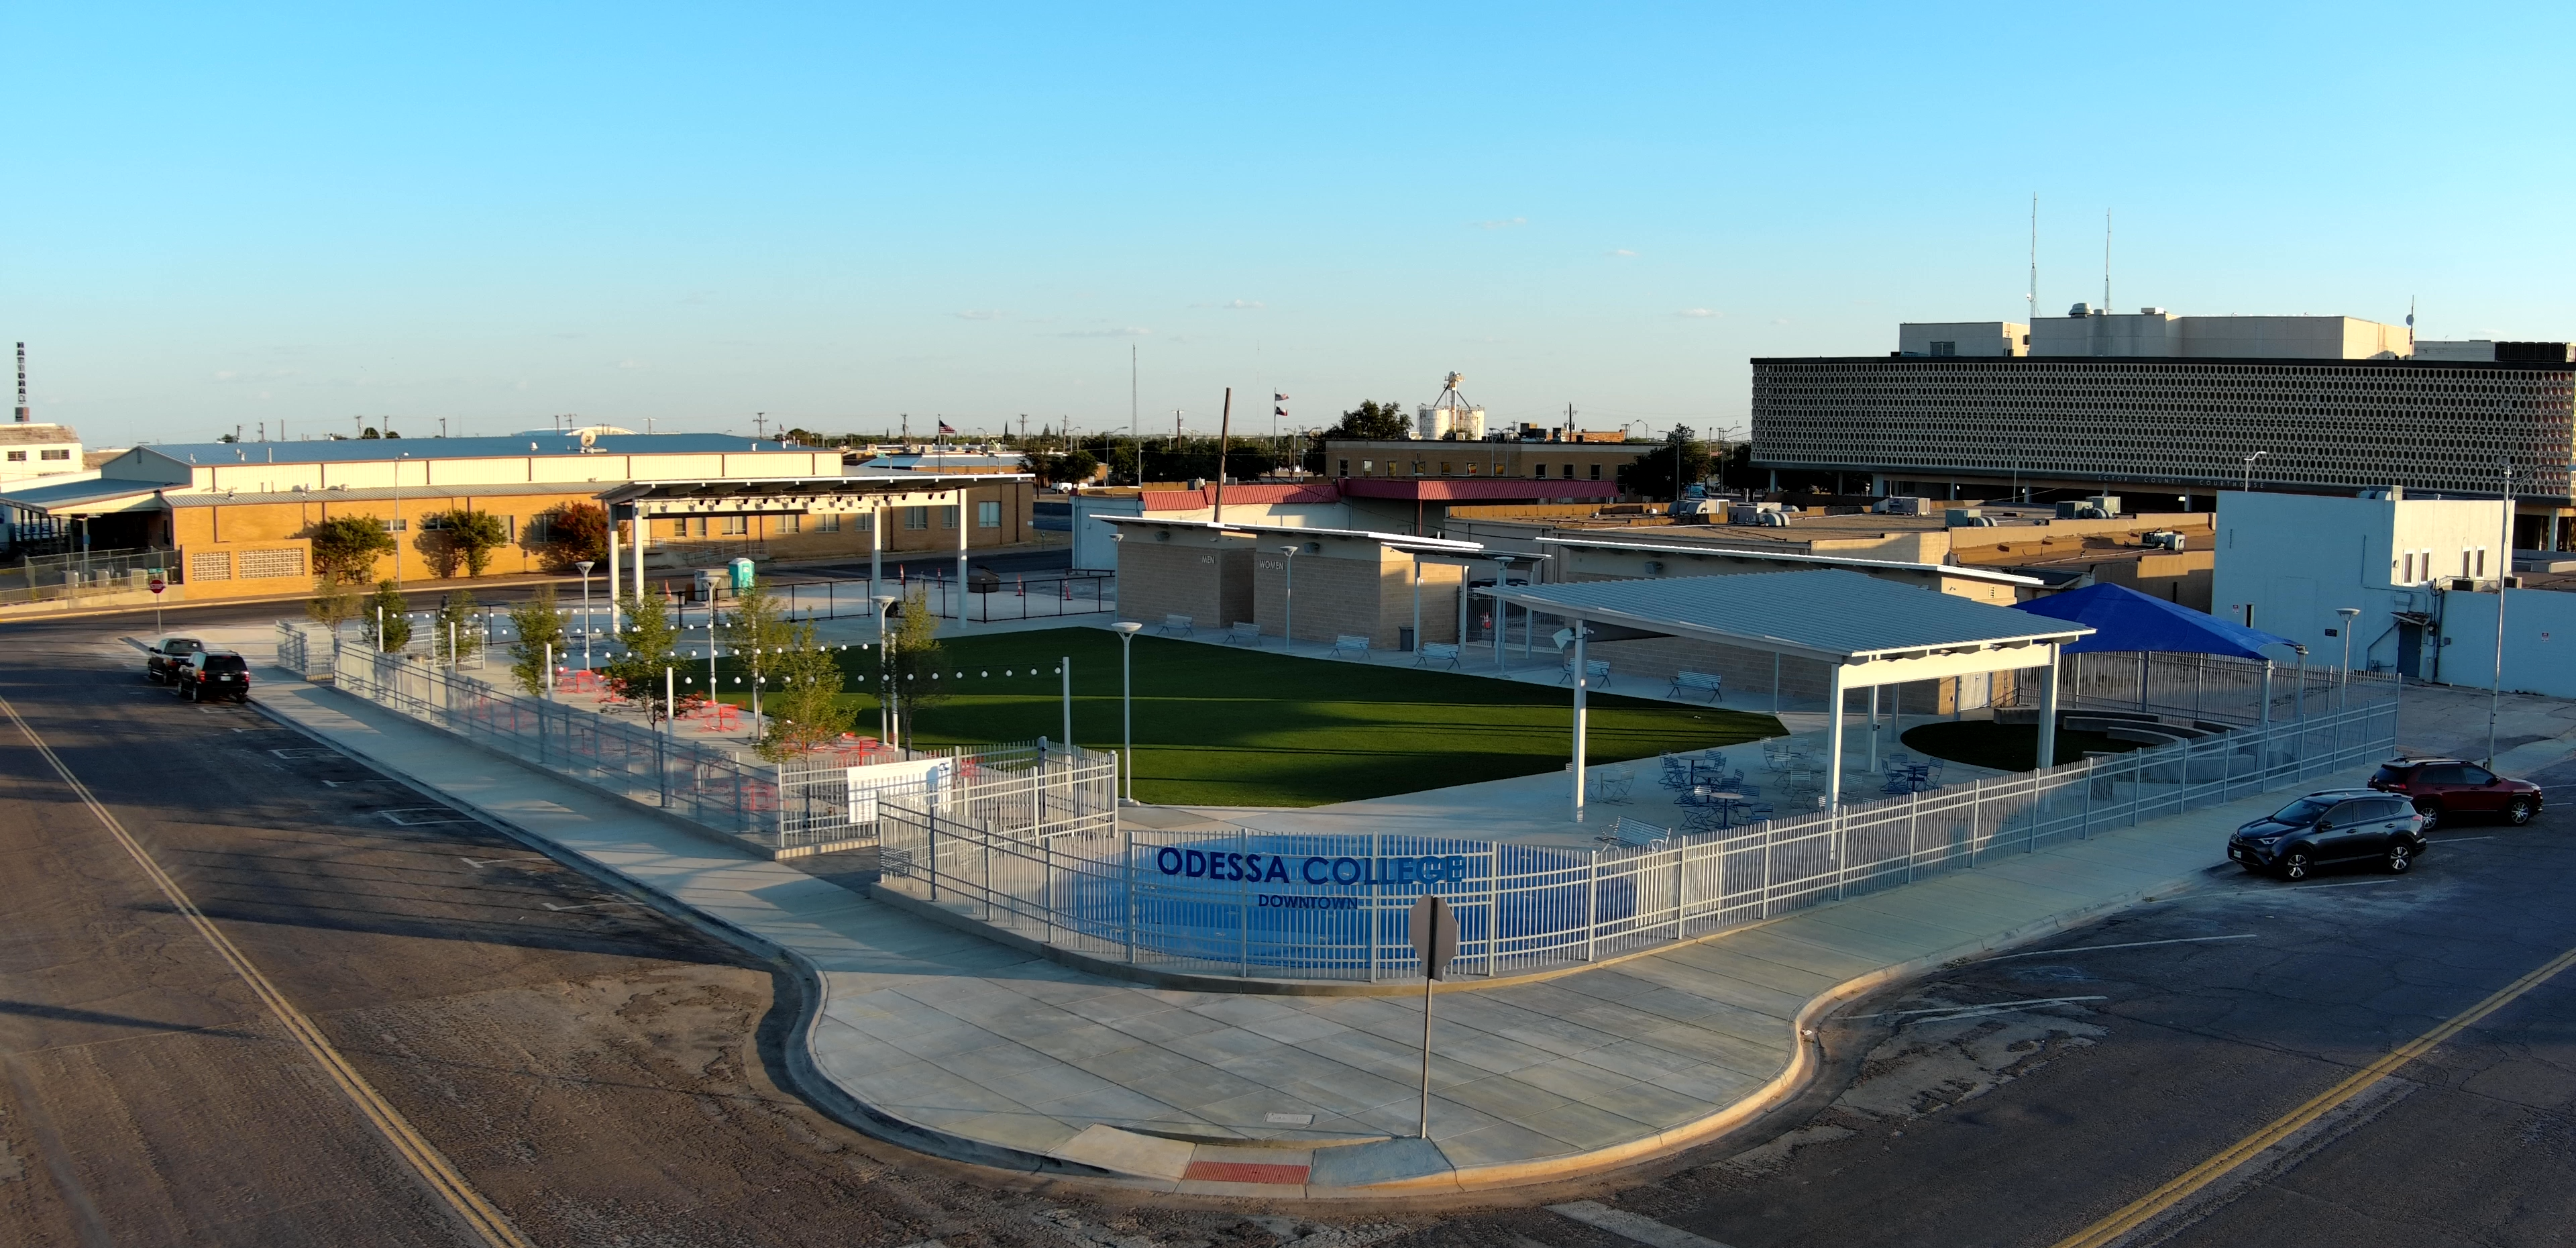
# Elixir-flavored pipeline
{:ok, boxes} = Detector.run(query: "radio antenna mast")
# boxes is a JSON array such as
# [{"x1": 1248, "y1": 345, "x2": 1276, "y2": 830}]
[
  {"x1": 2103, "y1": 209, "x2": 2113, "y2": 315},
  {"x1": 2027, "y1": 196, "x2": 2038, "y2": 340}
]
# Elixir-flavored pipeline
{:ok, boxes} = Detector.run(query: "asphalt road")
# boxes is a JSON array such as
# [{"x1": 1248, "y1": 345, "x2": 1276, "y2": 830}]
[
  {"x1": 0, "y1": 619, "x2": 1385, "y2": 1248},
  {"x1": 1403, "y1": 758, "x2": 2576, "y2": 1248}
]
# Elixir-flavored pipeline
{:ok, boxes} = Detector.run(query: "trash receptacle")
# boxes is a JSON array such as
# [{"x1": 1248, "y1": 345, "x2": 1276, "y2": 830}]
[
  {"x1": 1398, "y1": 625, "x2": 1416, "y2": 653},
  {"x1": 728, "y1": 556, "x2": 756, "y2": 592}
]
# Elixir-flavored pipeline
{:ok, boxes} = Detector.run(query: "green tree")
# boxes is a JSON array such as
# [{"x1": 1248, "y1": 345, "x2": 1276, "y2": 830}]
[
  {"x1": 720, "y1": 575, "x2": 798, "y2": 724},
  {"x1": 507, "y1": 583, "x2": 566, "y2": 696},
  {"x1": 433, "y1": 589, "x2": 482, "y2": 662},
  {"x1": 309, "y1": 515, "x2": 396, "y2": 584},
  {"x1": 755, "y1": 621, "x2": 851, "y2": 761},
  {"x1": 431, "y1": 509, "x2": 510, "y2": 578},
  {"x1": 530, "y1": 500, "x2": 609, "y2": 570},
  {"x1": 883, "y1": 584, "x2": 946, "y2": 745},
  {"x1": 1332, "y1": 400, "x2": 1411, "y2": 441},
  {"x1": 1615, "y1": 427, "x2": 1716, "y2": 501},
  {"x1": 1019, "y1": 448, "x2": 1101, "y2": 486},
  {"x1": 598, "y1": 590, "x2": 695, "y2": 723},
  {"x1": 361, "y1": 581, "x2": 411, "y2": 652},
  {"x1": 307, "y1": 578, "x2": 361, "y2": 629}
]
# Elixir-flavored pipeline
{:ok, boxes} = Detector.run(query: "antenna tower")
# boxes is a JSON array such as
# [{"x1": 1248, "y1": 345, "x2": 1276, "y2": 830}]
[
  {"x1": 2103, "y1": 209, "x2": 2113, "y2": 314},
  {"x1": 13, "y1": 342, "x2": 27, "y2": 423}
]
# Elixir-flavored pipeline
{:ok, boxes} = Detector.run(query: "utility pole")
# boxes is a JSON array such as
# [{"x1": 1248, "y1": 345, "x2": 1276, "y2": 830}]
[
  {"x1": 2489, "y1": 458, "x2": 2513, "y2": 766},
  {"x1": 755, "y1": 411, "x2": 767, "y2": 440},
  {"x1": 1130, "y1": 344, "x2": 1138, "y2": 485}
]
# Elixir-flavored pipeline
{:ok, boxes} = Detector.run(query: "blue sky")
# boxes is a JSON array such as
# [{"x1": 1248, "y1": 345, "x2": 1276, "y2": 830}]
[{"x1": 7, "y1": 3, "x2": 2570, "y2": 448}]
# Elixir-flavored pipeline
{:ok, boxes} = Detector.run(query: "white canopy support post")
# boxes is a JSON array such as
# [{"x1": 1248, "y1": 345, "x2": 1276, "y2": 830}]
[
  {"x1": 1868, "y1": 684, "x2": 1880, "y2": 772},
  {"x1": 955, "y1": 488, "x2": 971, "y2": 603},
  {"x1": 1772, "y1": 652, "x2": 1782, "y2": 715},
  {"x1": 1570, "y1": 617, "x2": 1589, "y2": 819},
  {"x1": 2035, "y1": 644, "x2": 2062, "y2": 771},
  {"x1": 1823, "y1": 664, "x2": 1847, "y2": 813},
  {"x1": 607, "y1": 510, "x2": 622, "y2": 633},
  {"x1": 2261, "y1": 659, "x2": 2274, "y2": 727},
  {"x1": 1411, "y1": 554, "x2": 1422, "y2": 652},
  {"x1": 631, "y1": 504, "x2": 649, "y2": 610},
  {"x1": 871, "y1": 503, "x2": 885, "y2": 600}
]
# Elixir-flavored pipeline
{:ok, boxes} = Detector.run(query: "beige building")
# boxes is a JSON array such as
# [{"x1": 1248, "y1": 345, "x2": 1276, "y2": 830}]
[{"x1": 1104, "y1": 517, "x2": 1477, "y2": 651}]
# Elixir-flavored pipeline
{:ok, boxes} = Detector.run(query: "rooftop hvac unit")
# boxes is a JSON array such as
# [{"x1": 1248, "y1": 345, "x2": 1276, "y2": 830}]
[
  {"x1": 2144, "y1": 530, "x2": 2187, "y2": 551},
  {"x1": 1871, "y1": 495, "x2": 1932, "y2": 515},
  {"x1": 1945, "y1": 509, "x2": 1996, "y2": 528}
]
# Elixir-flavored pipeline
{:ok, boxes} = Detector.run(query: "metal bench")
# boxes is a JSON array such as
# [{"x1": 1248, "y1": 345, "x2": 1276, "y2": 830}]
[
  {"x1": 1223, "y1": 621, "x2": 1263, "y2": 645},
  {"x1": 1328, "y1": 634, "x2": 1372, "y2": 660},
  {"x1": 1667, "y1": 670, "x2": 1724, "y2": 703},
  {"x1": 1414, "y1": 641, "x2": 1462, "y2": 670},
  {"x1": 1158, "y1": 614, "x2": 1194, "y2": 637},
  {"x1": 1559, "y1": 658, "x2": 1613, "y2": 688},
  {"x1": 1595, "y1": 818, "x2": 1670, "y2": 851}
]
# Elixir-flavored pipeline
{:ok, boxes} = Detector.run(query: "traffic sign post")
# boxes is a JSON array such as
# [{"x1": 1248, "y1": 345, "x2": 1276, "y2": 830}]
[
  {"x1": 1409, "y1": 892, "x2": 1458, "y2": 1139},
  {"x1": 148, "y1": 571, "x2": 166, "y2": 633}
]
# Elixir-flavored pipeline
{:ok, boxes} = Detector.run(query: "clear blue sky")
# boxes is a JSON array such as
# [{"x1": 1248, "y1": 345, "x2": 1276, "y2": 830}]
[{"x1": 7, "y1": 3, "x2": 2570, "y2": 448}]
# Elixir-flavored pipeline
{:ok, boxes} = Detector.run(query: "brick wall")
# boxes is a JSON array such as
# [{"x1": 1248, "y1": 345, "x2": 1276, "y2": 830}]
[{"x1": 1115, "y1": 539, "x2": 1252, "y2": 631}]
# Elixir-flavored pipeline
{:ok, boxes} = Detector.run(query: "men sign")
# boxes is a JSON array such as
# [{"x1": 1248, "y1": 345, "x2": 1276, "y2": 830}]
[{"x1": 1409, "y1": 893, "x2": 1457, "y2": 1138}]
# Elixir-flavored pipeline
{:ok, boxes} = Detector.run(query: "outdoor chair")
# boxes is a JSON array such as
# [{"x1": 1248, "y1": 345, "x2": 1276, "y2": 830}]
[
  {"x1": 1158, "y1": 614, "x2": 1194, "y2": 637},
  {"x1": 1660, "y1": 754, "x2": 1690, "y2": 788},
  {"x1": 1414, "y1": 642, "x2": 1462, "y2": 670},
  {"x1": 1589, "y1": 766, "x2": 1634, "y2": 804},
  {"x1": 1224, "y1": 621, "x2": 1262, "y2": 645},
  {"x1": 1667, "y1": 671, "x2": 1725, "y2": 703},
  {"x1": 1328, "y1": 635, "x2": 1372, "y2": 660}
]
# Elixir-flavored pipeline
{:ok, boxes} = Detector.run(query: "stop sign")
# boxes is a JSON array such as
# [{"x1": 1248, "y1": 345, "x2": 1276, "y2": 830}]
[{"x1": 148, "y1": 577, "x2": 165, "y2": 594}]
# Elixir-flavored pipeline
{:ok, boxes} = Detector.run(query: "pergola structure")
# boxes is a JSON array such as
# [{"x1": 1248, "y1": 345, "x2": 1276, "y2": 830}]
[
  {"x1": 594, "y1": 474, "x2": 1029, "y2": 620},
  {"x1": 1479, "y1": 570, "x2": 2096, "y2": 817}
]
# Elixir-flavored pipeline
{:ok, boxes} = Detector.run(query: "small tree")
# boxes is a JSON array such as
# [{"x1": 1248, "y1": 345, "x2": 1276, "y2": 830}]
[
  {"x1": 433, "y1": 589, "x2": 482, "y2": 661},
  {"x1": 508, "y1": 583, "x2": 566, "y2": 696},
  {"x1": 755, "y1": 622, "x2": 851, "y2": 761},
  {"x1": 884, "y1": 584, "x2": 947, "y2": 745},
  {"x1": 1019, "y1": 448, "x2": 1100, "y2": 486},
  {"x1": 361, "y1": 581, "x2": 411, "y2": 652},
  {"x1": 598, "y1": 590, "x2": 696, "y2": 722},
  {"x1": 531, "y1": 501, "x2": 609, "y2": 570},
  {"x1": 1615, "y1": 427, "x2": 1716, "y2": 501},
  {"x1": 307, "y1": 578, "x2": 362, "y2": 631},
  {"x1": 720, "y1": 574, "x2": 797, "y2": 723},
  {"x1": 310, "y1": 516, "x2": 396, "y2": 584},
  {"x1": 432, "y1": 509, "x2": 510, "y2": 578}
]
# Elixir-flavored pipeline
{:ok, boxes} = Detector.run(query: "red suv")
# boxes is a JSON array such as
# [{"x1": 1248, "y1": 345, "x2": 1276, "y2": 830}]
[{"x1": 2367, "y1": 758, "x2": 2544, "y2": 831}]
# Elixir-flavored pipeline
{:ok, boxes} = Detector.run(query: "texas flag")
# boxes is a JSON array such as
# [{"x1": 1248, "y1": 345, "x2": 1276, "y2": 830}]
[{"x1": 937, "y1": 419, "x2": 956, "y2": 435}]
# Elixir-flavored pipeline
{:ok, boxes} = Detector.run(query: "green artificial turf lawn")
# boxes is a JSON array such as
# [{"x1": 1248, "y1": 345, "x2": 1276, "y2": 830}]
[
  {"x1": 716, "y1": 630, "x2": 1782, "y2": 807},
  {"x1": 1900, "y1": 721, "x2": 2141, "y2": 772}
]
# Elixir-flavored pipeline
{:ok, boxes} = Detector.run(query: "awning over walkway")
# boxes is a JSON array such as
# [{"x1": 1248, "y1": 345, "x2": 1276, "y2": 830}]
[{"x1": 2012, "y1": 583, "x2": 2294, "y2": 659}]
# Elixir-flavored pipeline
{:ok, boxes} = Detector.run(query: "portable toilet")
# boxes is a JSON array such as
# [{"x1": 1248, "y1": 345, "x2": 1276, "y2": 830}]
[{"x1": 728, "y1": 557, "x2": 757, "y2": 593}]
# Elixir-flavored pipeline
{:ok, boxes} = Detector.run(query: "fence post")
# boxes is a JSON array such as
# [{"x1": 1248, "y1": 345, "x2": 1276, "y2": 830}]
[
  {"x1": 1584, "y1": 853, "x2": 1600, "y2": 961},
  {"x1": 2029, "y1": 773, "x2": 2040, "y2": 853},
  {"x1": 1672, "y1": 843, "x2": 1686, "y2": 939},
  {"x1": 1907, "y1": 792, "x2": 1918, "y2": 882},
  {"x1": 1122, "y1": 824, "x2": 1136, "y2": 964},
  {"x1": 1485, "y1": 848, "x2": 1500, "y2": 977},
  {"x1": 2081, "y1": 759, "x2": 2094, "y2": 839},
  {"x1": 1969, "y1": 781, "x2": 1981, "y2": 867},
  {"x1": 1761, "y1": 825, "x2": 1775, "y2": 919},
  {"x1": 1368, "y1": 831, "x2": 1381, "y2": 982}
]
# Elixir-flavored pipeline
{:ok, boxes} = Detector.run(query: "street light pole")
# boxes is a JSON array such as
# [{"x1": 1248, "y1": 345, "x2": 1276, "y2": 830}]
[
  {"x1": 873, "y1": 593, "x2": 900, "y2": 746},
  {"x1": 1278, "y1": 547, "x2": 1299, "y2": 652},
  {"x1": 2240, "y1": 450, "x2": 2269, "y2": 494},
  {"x1": 2336, "y1": 607, "x2": 2361, "y2": 713},
  {"x1": 392, "y1": 451, "x2": 411, "y2": 589},
  {"x1": 1113, "y1": 621, "x2": 1143, "y2": 802},
  {"x1": 2489, "y1": 458, "x2": 2512, "y2": 766},
  {"x1": 575, "y1": 560, "x2": 596, "y2": 671}
]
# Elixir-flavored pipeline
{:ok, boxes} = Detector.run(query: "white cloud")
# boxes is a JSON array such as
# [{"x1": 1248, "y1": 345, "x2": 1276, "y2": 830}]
[
  {"x1": 1060, "y1": 326, "x2": 1152, "y2": 338},
  {"x1": 954, "y1": 309, "x2": 1010, "y2": 321},
  {"x1": 1473, "y1": 217, "x2": 1529, "y2": 229},
  {"x1": 1608, "y1": 248, "x2": 1639, "y2": 258},
  {"x1": 1223, "y1": 299, "x2": 1264, "y2": 310},
  {"x1": 1678, "y1": 308, "x2": 1721, "y2": 319}
]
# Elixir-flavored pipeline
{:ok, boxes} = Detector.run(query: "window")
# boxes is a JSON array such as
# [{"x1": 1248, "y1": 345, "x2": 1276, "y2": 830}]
[
  {"x1": 941, "y1": 505, "x2": 959, "y2": 529},
  {"x1": 1338, "y1": 459, "x2": 1349, "y2": 477},
  {"x1": 1361, "y1": 460, "x2": 1373, "y2": 474},
  {"x1": 1930, "y1": 341, "x2": 1957, "y2": 356},
  {"x1": 905, "y1": 507, "x2": 929, "y2": 530},
  {"x1": 39, "y1": 449, "x2": 69, "y2": 461},
  {"x1": 2473, "y1": 548, "x2": 2487, "y2": 577},
  {"x1": 1563, "y1": 464, "x2": 1574, "y2": 479},
  {"x1": 1532, "y1": 464, "x2": 1548, "y2": 479},
  {"x1": 720, "y1": 515, "x2": 747, "y2": 536},
  {"x1": 381, "y1": 517, "x2": 408, "y2": 533},
  {"x1": 2364, "y1": 798, "x2": 2412, "y2": 820},
  {"x1": 1590, "y1": 464, "x2": 1601, "y2": 480},
  {"x1": 2461, "y1": 766, "x2": 2496, "y2": 786},
  {"x1": 3, "y1": 452, "x2": 22, "y2": 462},
  {"x1": 977, "y1": 500, "x2": 1000, "y2": 528},
  {"x1": 818, "y1": 513, "x2": 841, "y2": 533},
  {"x1": 529, "y1": 514, "x2": 554, "y2": 543},
  {"x1": 777, "y1": 513, "x2": 801, "y2": 534}
]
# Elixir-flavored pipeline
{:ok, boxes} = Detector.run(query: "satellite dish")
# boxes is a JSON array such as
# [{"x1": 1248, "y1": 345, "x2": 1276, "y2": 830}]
[{"x1": 579, "y1": 429, "x2": 598, "y2": 450}]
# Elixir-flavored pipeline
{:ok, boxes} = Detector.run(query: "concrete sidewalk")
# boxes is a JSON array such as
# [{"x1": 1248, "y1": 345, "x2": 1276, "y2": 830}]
[{"x1": 243, "y1": 664, "x2": 2576, "y2": 1196}]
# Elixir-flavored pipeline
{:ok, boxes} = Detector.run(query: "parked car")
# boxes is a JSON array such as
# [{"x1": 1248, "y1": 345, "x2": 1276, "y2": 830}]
[
  {"x1": 145, "y1": 635, "x2": 204, "y2": 684},
  {"x1": 174, "y1": 650, "x2": 252, "y2": 703},
  {"x1": 2367, "y1": 758, "x2": 2544, "y2": 831},
  {"x1": 2229, "y1": 788, "x2": 2428, "y2": 880}
]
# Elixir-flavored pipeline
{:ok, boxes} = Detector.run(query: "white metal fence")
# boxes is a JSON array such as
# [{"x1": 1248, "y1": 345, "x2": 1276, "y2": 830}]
[
  {"x1": 2031, "y1": 649, "x2": 2371, "y2": 729},
  {"x1": 875, "y1": 696, "x2": 2400, "y2": 983}
]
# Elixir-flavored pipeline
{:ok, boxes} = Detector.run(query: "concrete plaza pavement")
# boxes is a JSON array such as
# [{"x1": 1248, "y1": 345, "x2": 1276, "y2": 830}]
[{"x1": 219, "y1": 645, "x2": 2576, "y2": 1198}]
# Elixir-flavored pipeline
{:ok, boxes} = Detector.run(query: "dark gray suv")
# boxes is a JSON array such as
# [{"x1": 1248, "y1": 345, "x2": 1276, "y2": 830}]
[{"x1": 2229, "y1": 788, "x2": 2429, "y2": 880}]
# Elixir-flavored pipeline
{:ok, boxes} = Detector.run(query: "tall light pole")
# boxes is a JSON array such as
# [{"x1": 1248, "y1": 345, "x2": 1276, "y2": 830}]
[
  {"x1": 2489, "y1": 458, "x2": 2513, "y2": 766},
  {"x1": 392, "y1": 450, "x2": 412, "y2": 588},
  {"x1": 873, "y1": 593, "x2": 900, "y2": 745},
  {"x1": 2336, "y1": 606, "x2": 2361, "y2": 713},
  {"x1": 1278, "y1": 547, "x2": 1299, "y2": 652},
  {"x1": 574, "y1": 560, "x2": 596, "y2": 670},
  {"x1": 2240, "y1": 450, "x2": 2269, "y2": 494},
  {"x1": 1113, "y1": 621, "x2": 1144, "y2": 802}
]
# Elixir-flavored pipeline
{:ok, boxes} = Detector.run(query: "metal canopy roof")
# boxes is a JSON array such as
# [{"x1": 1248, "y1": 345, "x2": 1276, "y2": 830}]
[
  {"x1": 1536, "y1": 534, "x2": 2043, "y2": 587},
  {"x1": 594, "y1": 474, "x2": 1027, "y2": 515},
  {"x1": 1097, "y1": 513, "x2": 1485, "y2": 555},
  {"x1": 1481, "y1": 568, "x2": 2090, "y2": 666}
]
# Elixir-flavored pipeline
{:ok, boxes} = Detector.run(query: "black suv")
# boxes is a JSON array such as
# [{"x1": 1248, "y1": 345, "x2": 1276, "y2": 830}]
[
  {"x1": 174, "y1": 651, "x2": 252, "y2": 703},
  {"x1": 2229, "y1": 788, "x2": 2429, "y2": 880},
  {"x1": 145, "y1": 636, "x2": 204, "y2": 684}
]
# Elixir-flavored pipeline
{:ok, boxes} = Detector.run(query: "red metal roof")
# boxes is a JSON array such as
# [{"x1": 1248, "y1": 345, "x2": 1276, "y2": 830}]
[
  {"x1": 1137, "y1": 482, "x2": 1343, "y2": 511},
  {"x1": 1336, "y1": 477, "x2": 1618, "y2": 502}
]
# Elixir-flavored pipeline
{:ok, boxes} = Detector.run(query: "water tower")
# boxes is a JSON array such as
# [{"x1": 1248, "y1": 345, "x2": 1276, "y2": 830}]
[{"x1": 1416, "y1": 372, "x2": 1486, "y2": 440}]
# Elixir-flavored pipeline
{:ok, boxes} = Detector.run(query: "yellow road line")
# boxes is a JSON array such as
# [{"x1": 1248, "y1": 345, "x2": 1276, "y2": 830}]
[
  {"x1": 0, "y1": 693, "x2": 533, "y2": 1248},
  {"x1": 2052, "y1": 939, "x2": 2576, "y2": 1248}
]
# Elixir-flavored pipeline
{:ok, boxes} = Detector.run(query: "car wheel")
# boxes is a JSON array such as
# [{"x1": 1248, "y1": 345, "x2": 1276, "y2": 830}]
[
  {"x1": 2387, "y1": 843, "x2": 2414, "y2": 874},
  {"x1": 2508, "y1": 798, "x2": 2535, "y2": 826},
  {"x1": 2280, "y1": 850, "x2": 2313, "y2": 881},
  {"x1": 2414, "y1": 801, "x2": 2442, "y2": 832}
]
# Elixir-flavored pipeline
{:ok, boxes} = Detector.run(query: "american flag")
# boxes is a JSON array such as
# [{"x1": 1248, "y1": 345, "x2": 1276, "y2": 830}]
[{"x1": 937, "y1": 419, "x2": 956, "y2": 435}]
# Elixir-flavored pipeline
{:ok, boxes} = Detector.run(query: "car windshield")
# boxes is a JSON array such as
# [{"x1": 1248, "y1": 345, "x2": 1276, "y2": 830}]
[
  {"x1": 202, "y1": 655, "x2": 248, "y2": 673},
  {"x1": 2266, "y1": 796, "x2": 2337, "y2": 827}
]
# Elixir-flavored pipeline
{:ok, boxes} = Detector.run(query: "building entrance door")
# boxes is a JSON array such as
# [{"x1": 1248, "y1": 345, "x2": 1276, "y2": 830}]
[{"x1": 2397, "y1": 622, "x2": 2424, "y2": 679}]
